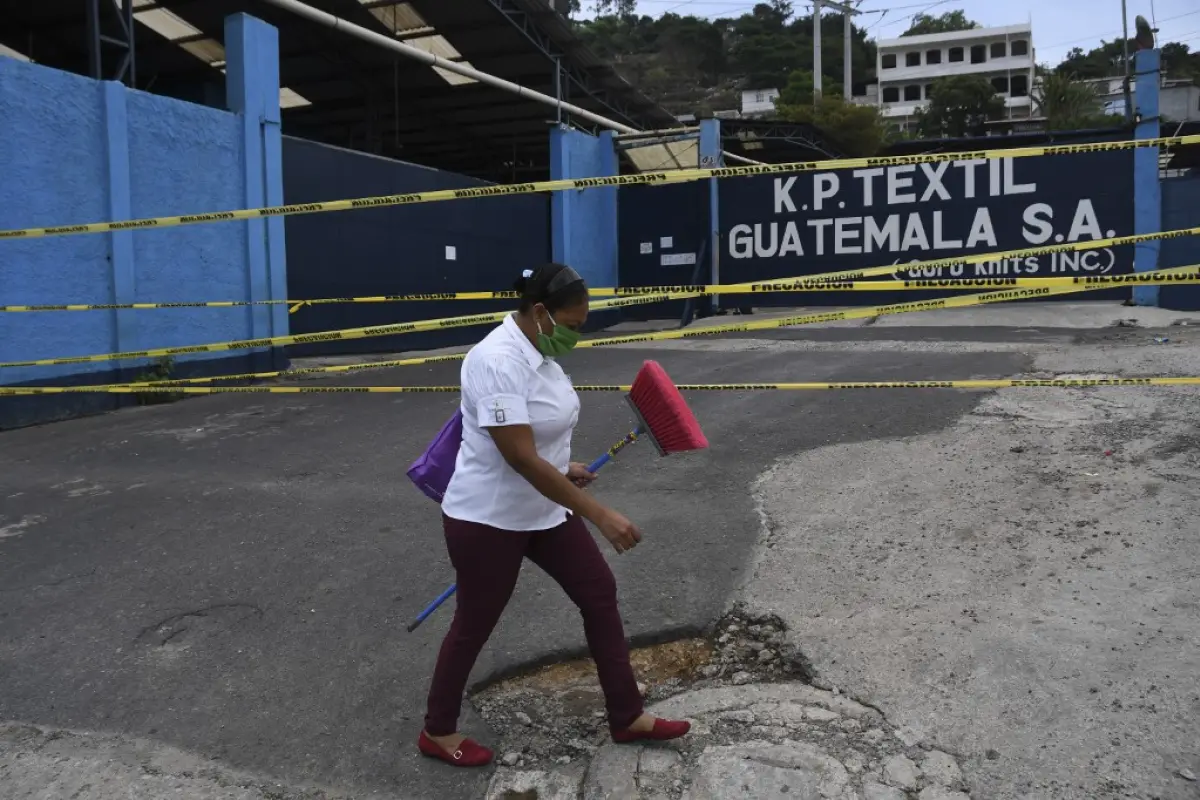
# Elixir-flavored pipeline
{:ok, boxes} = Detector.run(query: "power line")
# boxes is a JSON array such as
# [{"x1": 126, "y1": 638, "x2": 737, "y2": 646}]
[
  {"x1": 867, "y1": 0, "x2": 951, "y2": 34},
  {"x1": 1039, "y1": 8, "x2": 1200, "y2": 51}
]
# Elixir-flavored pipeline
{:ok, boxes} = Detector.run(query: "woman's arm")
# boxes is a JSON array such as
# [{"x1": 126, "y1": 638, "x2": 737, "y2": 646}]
[{"x1": 489, "y1": 425, "x2": 641, "y2": 553}]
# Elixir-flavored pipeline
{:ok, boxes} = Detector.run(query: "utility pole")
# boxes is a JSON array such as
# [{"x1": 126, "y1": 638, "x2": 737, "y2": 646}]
[
  {"x1": 812, "y1": 0, "x2": 861, "y2": 104},
  {"x1": 1121, "y1": 0, "x2": 1133, "y2": 122}
]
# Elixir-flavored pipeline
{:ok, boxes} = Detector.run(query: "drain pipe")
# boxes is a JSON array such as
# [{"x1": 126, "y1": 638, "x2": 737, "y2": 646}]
[{"x1": 256, "y1": 0, "x2": 761, "y2": 166}]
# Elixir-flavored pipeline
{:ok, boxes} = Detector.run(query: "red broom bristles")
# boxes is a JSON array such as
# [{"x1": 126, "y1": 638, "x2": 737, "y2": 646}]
[{"x1": 629, "y1": 360, "x2": 709, "y2": 454}]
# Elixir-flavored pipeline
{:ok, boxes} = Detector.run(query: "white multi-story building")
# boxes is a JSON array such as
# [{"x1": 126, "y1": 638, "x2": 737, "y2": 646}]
[{"x1": 869, "y1": 23, "x2": 1036, "y2": 132}]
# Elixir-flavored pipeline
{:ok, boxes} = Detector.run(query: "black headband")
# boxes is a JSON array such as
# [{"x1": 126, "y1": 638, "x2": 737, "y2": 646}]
[{"x1": 542, "y1": 265, "x2": 583, "y2": 296}]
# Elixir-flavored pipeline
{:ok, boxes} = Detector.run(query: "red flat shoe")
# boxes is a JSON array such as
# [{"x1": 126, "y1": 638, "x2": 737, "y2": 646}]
[
  {"x1": 417, "y1": 731, "x2": 494, "y2": 767},
  {"x1": 611, "y1": 717, "x2": 691, "y2": 744}
]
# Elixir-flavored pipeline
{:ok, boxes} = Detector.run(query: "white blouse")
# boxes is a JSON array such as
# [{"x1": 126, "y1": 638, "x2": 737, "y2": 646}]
[{"x1": 440, "y1": 313, "x2": 581, "y2": 531}]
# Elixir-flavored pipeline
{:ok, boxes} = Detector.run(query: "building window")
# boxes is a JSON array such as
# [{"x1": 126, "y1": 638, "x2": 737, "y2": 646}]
[
  {"x1": 971, "y1": 44, "x2": 986, "y2": 64},
  {"x1": 991, "y1": 42, "x2": 1007, "y2": 59},
  {"x1": 924, "y1": 83, "x2": 934, "y2": 99},
  {"x1": 926, "y1": 49, "x2": 942, "y2": 65},
  {"x1": 882, "y1": 53, "x2": 897, "y2": 69},
  {"x1": 882, "y1": 86, "x2": 900, "y2": 102},
  {"x1": 755, "y1": 91, "x2": 765, "y2": 102},
  {"x1": 904, "y1": 85, "x2": 921, "y2": 101},
  {"x1": 1011, "y1": 39, "x2": 1029, "y2": 56},
  {"x1": 991, "y1": 76, "x2": 1009, "y2": 94},
  {"x1": 1011, "y1": 75, "x2": 1029, "y2": 97},
  {"x1": 906, "y1": 51, "x2": 921, "y2": 67},
  {"x1": 948, "y1": 47, "x2": 964, "y2": 62}
]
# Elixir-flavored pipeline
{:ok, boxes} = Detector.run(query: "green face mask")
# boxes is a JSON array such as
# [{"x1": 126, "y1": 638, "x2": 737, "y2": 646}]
[{"x1": 536, "y1": 310, "x2": 580, "y2": 357}]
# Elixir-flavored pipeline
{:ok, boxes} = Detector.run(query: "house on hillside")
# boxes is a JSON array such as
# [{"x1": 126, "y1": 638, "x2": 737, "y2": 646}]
[{"x1": 741, "y1": 88, "x2": 781, "y2": 118}]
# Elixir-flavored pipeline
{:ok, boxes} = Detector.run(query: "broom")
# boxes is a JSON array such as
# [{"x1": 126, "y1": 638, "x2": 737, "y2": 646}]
[{"x1": 406, "y1": 360, "x2": 708, "y2": 632}]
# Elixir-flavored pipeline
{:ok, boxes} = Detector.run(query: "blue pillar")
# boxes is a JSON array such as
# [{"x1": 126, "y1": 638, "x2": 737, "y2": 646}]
[
  {"x1": 225, "y1": 13, "x2": 289, "y2": 370},
  {"x1": 1132, "y1": 48, "x2": 1161, "y2": 307},
  {"x1": 101, "y1": 82, "x2": 137, "y2": 375},
  {"x1": 549, "y1": 127, "x2": 618, "y2": 291},
  {"x1": 699, "y1": 119, "x2": 722, "y2": 312}
]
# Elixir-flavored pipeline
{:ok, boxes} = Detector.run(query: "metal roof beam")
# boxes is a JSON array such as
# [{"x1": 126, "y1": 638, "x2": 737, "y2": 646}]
[
  {"x1": 478, "y1": 0, "x2": 646, "y2": 130},
  {"x1": 258, "y1": 0, "x2": 761, "y2": 165}
]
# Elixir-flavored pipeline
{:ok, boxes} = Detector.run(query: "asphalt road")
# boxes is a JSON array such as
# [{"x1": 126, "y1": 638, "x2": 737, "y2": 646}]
[{"x1": 0, "y1": 337, "x2": 1029, "y2": 799}]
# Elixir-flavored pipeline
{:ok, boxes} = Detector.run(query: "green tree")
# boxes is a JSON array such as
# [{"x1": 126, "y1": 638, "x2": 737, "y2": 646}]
[
  {"x1": 776, "y1": 93, "x2": 889, "y2": 156},
  {"x1": 1161, "y1": 42, "x2": 1199, "y2": 79},
  {"x1": 915, "y1": 74, "x2": 1004, "y2": 138},
  {"x1": 777, "y1": 68, "x2": 842, "y2": 105},
  {"x1": 902, "y1": 10, "x2": 979, "y2": 37},
  {"x1": 1034, "y1": 71, "x2": 1123, "y2": 130},
  {"x1": 573, "y1": 3, "x2": 878, "y2": 115},
  {"x1": 1056, "y1": 39, "x2": 1127, "y2": 79},
  {"x1": 593, "y1": 0, "x2": 638, "y2": 17}
]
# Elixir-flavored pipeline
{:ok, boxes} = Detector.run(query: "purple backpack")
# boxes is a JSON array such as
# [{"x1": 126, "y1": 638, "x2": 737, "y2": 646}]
[{"x1": 406, "y1": 408, "x2": 463, "y2": 502}]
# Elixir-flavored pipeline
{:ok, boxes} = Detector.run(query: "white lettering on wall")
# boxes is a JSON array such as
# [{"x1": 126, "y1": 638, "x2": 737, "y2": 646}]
[
  {"x1": 725, "y1": 158, "x2": 1123, "y2": 272},
  {"x1": 919, "y1": 162, "x2": 952, "y2": 202},
  {"x1": 1022, "y1": 203, "x2": 1055, "y2": 244},
  {"x1": 813, "y1": 173, "x2": 840, "y2": 211},
  {"x1": 887, "y1": 165, "x2": 917, "y2": 205},
  {"x1": 854, "y1": 168, "x2": 885, "y2": 206},
  {"x1": 774, "y1": 177, "x2": 797, "y2": 214}
]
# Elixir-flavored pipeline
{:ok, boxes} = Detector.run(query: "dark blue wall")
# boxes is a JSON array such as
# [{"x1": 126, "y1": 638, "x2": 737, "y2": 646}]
[
  {"x1": 715, "y1": 151, "x2": 1135, "y2": 306},
  {"x1": 281, "y1": 137, "x2": 550, "y2": 357},
  {"x1": 1160, "y1": 175, "x2": 1200, "y2": 311},
  {"x1": 617, "y1": 180, "x2": 710, "y2": 320}
]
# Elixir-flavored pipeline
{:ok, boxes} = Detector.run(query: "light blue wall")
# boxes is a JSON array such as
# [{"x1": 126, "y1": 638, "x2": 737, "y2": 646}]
[
  {"x1": 0, "y1": 12, "x2": 285, "y2": 398},
  {"x1": 126, "y1": 90, "x2": 248, "y2": 355},
  {"x1": 550, "y1": 127, "x2": 618, "y2": 290},
  {"x1": 0, "y1": 60, "x2": 115, "y2": 384}
]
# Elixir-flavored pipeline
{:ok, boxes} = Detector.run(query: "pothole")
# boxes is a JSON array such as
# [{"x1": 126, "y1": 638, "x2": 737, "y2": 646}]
[
  {"x1": 469, "y1": 611, "x2": 812, "y2": 770},
  {"x1": 478, "y1": 611, "x2": 974, "y2": 800}
]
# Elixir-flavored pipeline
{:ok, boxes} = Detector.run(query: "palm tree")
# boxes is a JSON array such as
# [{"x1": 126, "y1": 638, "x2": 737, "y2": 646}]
[{"x1": 1034, "y1": 71, "x2": 1111, "y2": 130}]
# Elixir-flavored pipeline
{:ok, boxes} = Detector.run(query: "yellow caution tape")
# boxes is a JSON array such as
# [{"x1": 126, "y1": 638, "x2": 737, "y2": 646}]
[
  {"x1": 8, "y1": 254, "x2": 1194, "y2": 376},
  {"x1": 1, "y1": 135, "x2": 1196, "y2": 241},
  {"x1": 7, "y1": 225, "x2": 1198, "y2": 312},
  {"x1": 89, "y1": 261, "x2": 1200, "y2": 390},
  {"x1": 577, "y1": 263, "x2": 1200, "y2": 350},
  {"x1": 605, "y1": 273, "x2": 1200, "y2": 296},
  {"x1": 4, "y1": 377, "x2": 1199, "y2": 396},
  {"x1": 708, "y1": 226, "x2": 1200, "y2": 292},
  {"x1": 0, "y1": 293, "x2": 516, "y2": 313},
  {"x1": 0, "y1": 292, "x2": 698, "y2": 370}
]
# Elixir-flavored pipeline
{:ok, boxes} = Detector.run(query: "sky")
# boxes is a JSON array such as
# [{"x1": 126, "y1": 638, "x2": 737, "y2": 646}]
[{"x1": 576, "y1": 0, "x2": 1200, "y2": 67}]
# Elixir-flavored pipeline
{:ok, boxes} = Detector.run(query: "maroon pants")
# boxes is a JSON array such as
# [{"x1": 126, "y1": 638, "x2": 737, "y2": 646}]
[{"x1": 423, "y1": 512, "x2": 644, "y2": 736}]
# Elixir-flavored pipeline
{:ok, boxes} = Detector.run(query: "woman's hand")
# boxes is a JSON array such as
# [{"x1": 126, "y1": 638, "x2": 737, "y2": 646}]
[
  {"x1": 596, "y1": 508, "x2": 642, "y2": 554},
  {"x1": 567, "y1": 462, "x2": 597, "y2": 488}
]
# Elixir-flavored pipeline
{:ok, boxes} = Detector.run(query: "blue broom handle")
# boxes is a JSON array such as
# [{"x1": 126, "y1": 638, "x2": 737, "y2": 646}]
[
  {"x1": 407, "y1": 425, "x2": 643, "y2": 632},
  {"x1": 586, "y1": 424, "x2": 643, "y2": 473}
]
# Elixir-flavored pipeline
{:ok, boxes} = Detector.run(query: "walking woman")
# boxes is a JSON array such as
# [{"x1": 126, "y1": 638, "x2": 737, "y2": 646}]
[{"x1": 418, "y1": 262, "x2": 691, "y2": 767}]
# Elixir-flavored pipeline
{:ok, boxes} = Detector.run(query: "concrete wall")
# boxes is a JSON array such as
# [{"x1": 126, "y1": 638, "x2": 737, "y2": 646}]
[
  {"x1": 0, "y1": 13, "x2": 286, "y2": 429},
  {"x1": 1159, "y1": 175, "x2": 1200, "y2": 311},
  {"x1": 1161, "y1": 85, "x2": 1200, "y2": 124},
  {"x1": 281, "y1": 137, "x2": 550, "y2": 357},
  {"x1": 550, "y1": 127, "x2": 618, "y2": 291}
]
